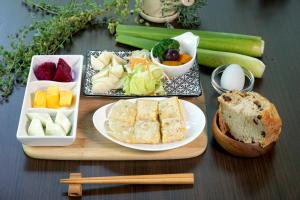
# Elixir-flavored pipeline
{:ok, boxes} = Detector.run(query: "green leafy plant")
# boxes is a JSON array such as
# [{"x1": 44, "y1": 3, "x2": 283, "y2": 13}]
[
  {"x1": 161, "y1": 0, "x2": 207, "y2": 27},
  {"x1": 152, "y1": 38, "x2": 179, "y2": 61},
  {"x1": 0, "y1": 0, "x2": 136, "y2": 101}
]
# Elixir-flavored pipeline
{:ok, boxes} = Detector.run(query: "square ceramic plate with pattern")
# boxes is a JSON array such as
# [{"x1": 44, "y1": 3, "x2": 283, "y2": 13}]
[{"x1": 83, "y1": 51, "x2": 202, "y2": 97}]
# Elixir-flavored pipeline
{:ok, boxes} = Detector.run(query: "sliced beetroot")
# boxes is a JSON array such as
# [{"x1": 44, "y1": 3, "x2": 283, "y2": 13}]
[
  {"x1": 53, "y1": 58, "x2": 73, "y2": 82},
  {"x1": 34, "y1": 62, "x2": 56, "y2": 80}
]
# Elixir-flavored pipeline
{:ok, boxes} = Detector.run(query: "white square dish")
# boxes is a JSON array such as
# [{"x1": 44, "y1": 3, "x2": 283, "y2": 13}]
[{"x1": 16, "y1": 55, "x2": 83, "y2": 146}]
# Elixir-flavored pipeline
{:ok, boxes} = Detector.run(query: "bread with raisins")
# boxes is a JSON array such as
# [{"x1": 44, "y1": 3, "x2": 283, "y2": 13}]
[{"x1": 218, "y1": 91, "x2": 282, "y2": 147}]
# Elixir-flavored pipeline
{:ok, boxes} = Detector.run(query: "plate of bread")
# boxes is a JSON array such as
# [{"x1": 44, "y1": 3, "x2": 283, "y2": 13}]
[{"x1": 92, "y1": 97, "x2": 206, "y2": 151}]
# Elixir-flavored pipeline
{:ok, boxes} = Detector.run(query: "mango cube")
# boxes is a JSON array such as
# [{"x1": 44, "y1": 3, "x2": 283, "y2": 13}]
[
  {"x1": 59, "y1": 90, "x2": 73, "y2": 107},
  {"x1": 33, "y1": 90, "x2": 47, "y2": 108},
  {"x1": 46, "y1": 86, "x2": 60, "y2": 108}
]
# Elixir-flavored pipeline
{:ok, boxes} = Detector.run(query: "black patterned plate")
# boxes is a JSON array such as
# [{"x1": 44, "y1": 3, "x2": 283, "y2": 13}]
[{"x1": 83, "y1": 51, "x2": 202, "y2": 97}]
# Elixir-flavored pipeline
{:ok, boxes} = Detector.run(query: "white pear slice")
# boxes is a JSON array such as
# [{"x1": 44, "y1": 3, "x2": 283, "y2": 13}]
[
  {"x1": 92, "y1": 68, "x2": 109, "y2": 82},
  {"x1": 27, "y1": 113, "x2": 53, "y2": 127},
  {"x1": 55, "y1": 112, "x2": 71, "y2": 134},
  {"x1": 45, "y1": 121, "x2": 66, "y2": 136},
  {"x1": 110, "y1": 64, "x2": 124, "y2": 78},
  {"x1": 98, "y1": 51, "x2": 113, "y2": 67},
  {"x1": 112, "y1": 54, "x2": 126, "y2": 66},
  {"x1": 91, "y1": 55, "x2": 105, "y2": 70},
  {"x1": 92, "y1": 77, "x2": 118, "y2": 93},
  {"x1": 28, "y1": 119, "x2": 45, "y2": 136}
]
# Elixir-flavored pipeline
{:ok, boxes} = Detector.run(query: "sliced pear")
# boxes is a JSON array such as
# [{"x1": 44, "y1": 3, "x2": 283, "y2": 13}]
[
  {"x1": 110, "y1": 64, "x2": 124, "y2": 78},
  {"x1": 91, "y1": 55, "x2": 105, "y2": 70},
  {"x1": 98, "y1": 51, "x2": 113, "y2": 67},
  {"x1": 28, "y1": 119, "x2": 45, "y2": 136},
  {"x1": 27, "y1": 113, "x2": 53, "y2": 127},
  {"x1": 112, "y1": 54, "x2": 126, "y2": 66},
  {"x1": 55, "y1": 112, "x2": 71, "y2": 134},
  {"x1": 92, "y1": 68, "x2": 109, "y2": 82},
  {"x1": 45, "y1": 121, "x2": 66, "y2": 136}
]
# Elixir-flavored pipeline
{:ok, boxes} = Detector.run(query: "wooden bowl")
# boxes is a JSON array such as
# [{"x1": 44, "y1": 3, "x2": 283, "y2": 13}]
[{"x1": 212, "y1": 112, "x2": 275, "y2": 157}]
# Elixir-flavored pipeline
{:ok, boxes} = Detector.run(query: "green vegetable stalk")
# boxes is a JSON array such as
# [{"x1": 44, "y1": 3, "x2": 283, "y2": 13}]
[
  {"x1": 115, "y1": 34, "x2": 266, "y2": 78},
  {"x1": 116, "y1": 24, "x2": 264, "y2": 57}
]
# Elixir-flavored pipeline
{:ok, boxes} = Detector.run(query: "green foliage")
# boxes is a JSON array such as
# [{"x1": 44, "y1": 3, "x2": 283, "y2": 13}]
[
  {"x1": 152, "y1": 38, "x2": 179, "y2": 61},
  {"x1": 0, "y1": 0, "x2": 136, "y2": 101},
  {"x1": 162, "y1": 0, "x2": 207, "y2": 27}
]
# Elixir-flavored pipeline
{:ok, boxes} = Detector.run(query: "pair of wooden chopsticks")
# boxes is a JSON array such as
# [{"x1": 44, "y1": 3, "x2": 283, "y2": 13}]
[{"x1": 60, "y1": 173, "x2": 194, "y2": 185}]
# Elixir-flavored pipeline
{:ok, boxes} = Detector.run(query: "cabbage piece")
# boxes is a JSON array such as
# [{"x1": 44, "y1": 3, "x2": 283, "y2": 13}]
[{"x1": 123, "y1": 64, "x2": 165, "y2": 95}]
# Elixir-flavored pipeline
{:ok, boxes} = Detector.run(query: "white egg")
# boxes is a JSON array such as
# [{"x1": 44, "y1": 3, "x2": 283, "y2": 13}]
[{"x1": 220, "y1": 64, "x2": 245, "y2": 91}]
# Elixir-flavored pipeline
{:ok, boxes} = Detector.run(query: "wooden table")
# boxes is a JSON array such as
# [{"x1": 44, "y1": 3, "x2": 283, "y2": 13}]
[{"x1": 0, "y1": 0, "x2": 299, "y2": 199}]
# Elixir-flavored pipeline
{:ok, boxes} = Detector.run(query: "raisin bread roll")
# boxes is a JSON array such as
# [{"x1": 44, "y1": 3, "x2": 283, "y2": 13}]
[{"x1": 218, "y1": 91, "x2": 282, "y2": 147}]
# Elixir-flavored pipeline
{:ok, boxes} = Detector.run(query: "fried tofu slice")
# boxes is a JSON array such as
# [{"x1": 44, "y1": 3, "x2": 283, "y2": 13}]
[
  {"x1": 136, "y1": 100, "x2": 158, "y2": 121},
  {"x1": 133, "y1": 120, "x2": 160, "y2": 144}
]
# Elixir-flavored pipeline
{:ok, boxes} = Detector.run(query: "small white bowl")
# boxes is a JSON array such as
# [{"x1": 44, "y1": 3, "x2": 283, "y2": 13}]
[
  {"x1": 211, "y1": 65, "x2": 255, "y2": 94},
  {"x1": 151, "y1": 32, "x2": 199, "y2": 77}
]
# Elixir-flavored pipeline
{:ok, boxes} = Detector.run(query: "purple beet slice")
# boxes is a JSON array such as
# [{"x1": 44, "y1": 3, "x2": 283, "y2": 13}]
[
  {"x1": 53, "y1": 58, "x2": 73, "y2": 82},
  {"x1": 34, "y1": 62, "x2": 56, "y2": 80}
]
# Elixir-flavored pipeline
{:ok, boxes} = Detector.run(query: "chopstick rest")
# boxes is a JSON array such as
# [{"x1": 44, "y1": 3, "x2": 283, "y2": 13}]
[{"x1": 61, "y1": 173, "x2": 194, "y2": 197}]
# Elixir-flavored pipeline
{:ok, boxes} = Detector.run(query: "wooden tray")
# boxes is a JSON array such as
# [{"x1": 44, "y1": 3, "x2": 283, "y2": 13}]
[{"x1": 23, "y1": 94, "x2": 208, "y2": 160}]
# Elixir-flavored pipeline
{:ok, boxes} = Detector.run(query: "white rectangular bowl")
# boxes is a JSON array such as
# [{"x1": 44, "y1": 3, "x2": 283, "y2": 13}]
[{"x1": 16, "y1": 55, "x2": 83, "y2": 146}]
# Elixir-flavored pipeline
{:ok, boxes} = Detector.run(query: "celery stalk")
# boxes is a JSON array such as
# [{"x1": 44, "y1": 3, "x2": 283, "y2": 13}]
[
  {"x1": 197, "y1": 49, "x2": 265, "y2": 78},
  {"x1": 116, "y1": 24, "x2": 264, "y2": 57},
  {"x1": 115, "y1": 34, "x2": 265, "y2": 78}
]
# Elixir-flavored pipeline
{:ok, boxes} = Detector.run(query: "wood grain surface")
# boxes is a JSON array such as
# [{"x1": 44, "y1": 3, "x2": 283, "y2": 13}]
[
  {"x1": 23, "y1": 95, "x2": 207, "y2": 160},
  {"x1": 0, "y1": 0, "x2": 299, "y2": 199}
]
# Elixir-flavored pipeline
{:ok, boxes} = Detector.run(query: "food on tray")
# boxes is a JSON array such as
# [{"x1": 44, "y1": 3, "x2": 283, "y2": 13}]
[
  {"x1": 91, "y1": 51, "x2": 126, "y2": 71},
  {"x1": 27, "y1": 112, "x2": 71, "y2": 136},
  {"x1": 33, "y1": 90, "x2": 47, "y2": 108},
  {"x1": 28, "y1": 118, "x2": 45, "y2": 136},
  {"x1": 46, "y1": 86, "x2": 60, "y2": 108},
  {"x1": 134, "y1": 121, "x2": 161, "y2": 144},
  {"x1": 220, "y1": 64, "x2": 245, "y2": 91},
  {"x1": 152, "y1": 38, "x2": 192, "y2": 66},
  {"x1": 59, "y1": 90, "x2": 73, "y2": 107},
  {"x1": 108, "y1": 100, "x2": 137, "y2": 126},
  {"x1": 34, "y1": 58, "x2": 74, "y2": 82},
  {"x1": 53, "y1": 58, "x2": 73, "y2": 82},
  {"x1": 90, "y1": 50, "x2": 166, "y2": 96},
  {"x1": 107, "y1": 97, "x2": 185, "y2": 144},
  {"x1": 32, "y1": 86, "x2": 73, "y2": 108},
  {"x1": 136, "y1": 100, "x2": 158, "y2": 121},
  {"x1": 91, "y1": 52, "x2": 127, "y2": 93},
  {"x1": 46, "y1": 121, "x2": 67, "y2": 136},
  {"x1": 34, "y1": 62, "x2": 56, "y2": 80},
  {"x1": 218, "y1": 91, "x2": 282, "y2": 147},
  {"x1": 159, "y1": 97, "x2": 185, "y2": 143},
  {"x1": 123, "y1": 64, "x2": 165, "y2": 95},
  {"x1": 128, "y1": 50, "x2": 151, "y2": 68},
  {"x1": 27, "y1": 113, "x2": 52, "y2": 126},
  {"x1": 55, "y1": 111, "x2": 72, "y2": 134},
  {"x1": 115, "y1": 25, "x2": 266, "y2": 78},
  {"x1": 107, "y1": 100, "x2": 136, "y2": 143}
]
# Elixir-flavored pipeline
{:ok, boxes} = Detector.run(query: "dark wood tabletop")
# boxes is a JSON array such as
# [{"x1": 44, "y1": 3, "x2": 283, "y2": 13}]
[{"x1": 1, "y1": 0, "x2": 299, "y2": 199}]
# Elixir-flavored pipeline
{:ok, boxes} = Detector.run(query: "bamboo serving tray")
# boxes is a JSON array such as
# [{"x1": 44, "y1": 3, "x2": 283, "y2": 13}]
[{"x1": 22, "y1": 94, "x2": 208, "y2": 160}]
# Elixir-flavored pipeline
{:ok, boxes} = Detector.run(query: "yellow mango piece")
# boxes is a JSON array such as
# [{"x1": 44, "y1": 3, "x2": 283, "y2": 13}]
[
  {"x1": 46, "y1": 86, "x2": 60, "y2": 108},
  {"x1": 33, "y1": 90, "x2": 47, "y2": 108},
  {"x1": 59, "y1": 90, "x2": 73, "y2": 107}
]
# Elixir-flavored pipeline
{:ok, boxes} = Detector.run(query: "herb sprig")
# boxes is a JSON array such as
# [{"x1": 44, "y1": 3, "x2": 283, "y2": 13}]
[{"x1": 0, "y1": 0, "x2": 135, "y2": 101}]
